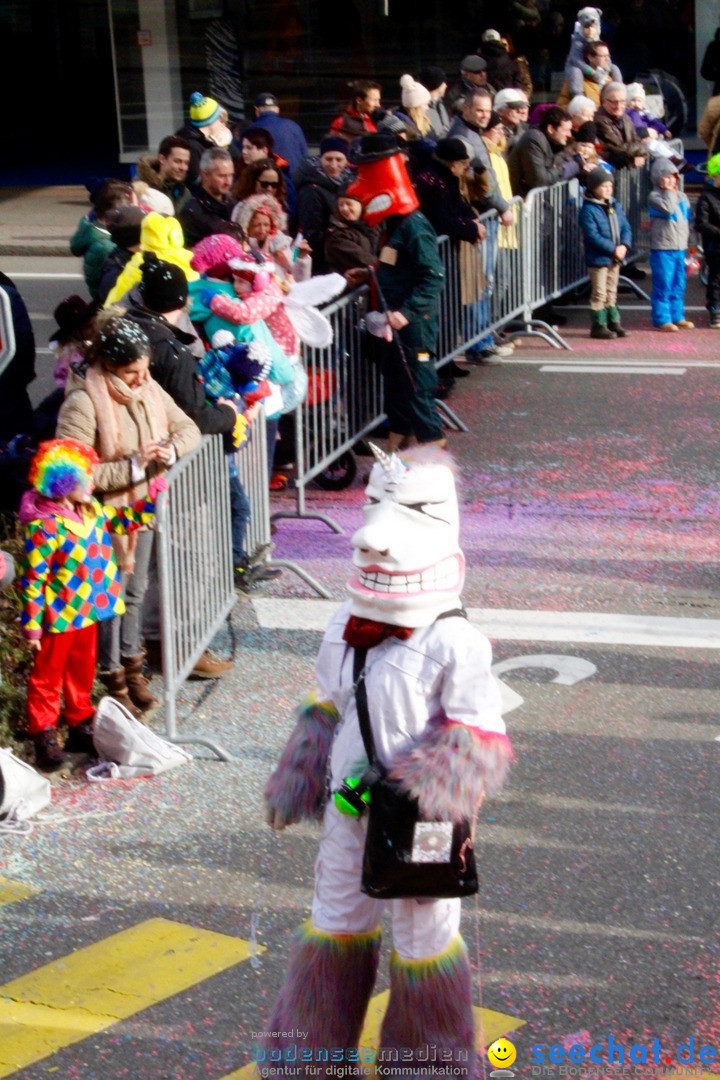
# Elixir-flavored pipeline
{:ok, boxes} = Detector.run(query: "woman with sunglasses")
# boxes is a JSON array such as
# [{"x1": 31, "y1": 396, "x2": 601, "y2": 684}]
[{"x1": 233, "y1": 158, "x2": 288, "y2": 211}]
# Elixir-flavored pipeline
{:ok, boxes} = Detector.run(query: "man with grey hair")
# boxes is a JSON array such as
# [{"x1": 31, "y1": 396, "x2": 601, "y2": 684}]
[
  {"x1": 594, "y1": 82, "x2": 648, "y2": 169},
  {"x1": 178, "y1": 147, "x2": 239, "y2": 248}
]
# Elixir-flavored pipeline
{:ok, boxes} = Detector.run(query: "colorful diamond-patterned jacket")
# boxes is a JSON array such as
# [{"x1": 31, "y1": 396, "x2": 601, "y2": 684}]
[{"x1": 19, "y1": 494, "x2": 157, "y2": 639}]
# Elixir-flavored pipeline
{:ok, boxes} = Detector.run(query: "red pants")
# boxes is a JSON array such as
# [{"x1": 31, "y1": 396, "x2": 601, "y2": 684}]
[{"x1": 26, "y1": 623, "x2": 97, "y2": 735}]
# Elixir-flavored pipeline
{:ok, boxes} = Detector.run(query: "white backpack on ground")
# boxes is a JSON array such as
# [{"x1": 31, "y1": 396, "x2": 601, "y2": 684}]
[
  {"x1": 87, "y1": 696, "x2": 193, "y2": 781},
  {"x1": 0, "y1": 748, "x2": 52, "y2": 835}
]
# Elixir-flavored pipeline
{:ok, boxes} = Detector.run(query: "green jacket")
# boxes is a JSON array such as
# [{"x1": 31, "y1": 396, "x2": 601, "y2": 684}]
[
  {"x1": 376, "y1": 211, "x2": 444, "y2": 353},
  {"x1": 70, "y1": 217, "x2": 116, "y2": 299}
]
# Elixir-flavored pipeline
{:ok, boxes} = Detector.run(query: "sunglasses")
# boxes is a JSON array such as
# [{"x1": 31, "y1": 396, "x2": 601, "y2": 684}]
[{"x1": 258, "y1": 179, "x2": 279, "y2": 189}]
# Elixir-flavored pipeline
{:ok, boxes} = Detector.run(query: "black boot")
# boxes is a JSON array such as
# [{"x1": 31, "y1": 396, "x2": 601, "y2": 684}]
[
  {"x1": 65, "y1": 718, "x2": 95, "y2": 755},
  {"x1": 606, "y1": 305, "x2": 628, "y2": 337},
  {"x1": 590, "y1": 310, "x2": 616, "y2": 339}
]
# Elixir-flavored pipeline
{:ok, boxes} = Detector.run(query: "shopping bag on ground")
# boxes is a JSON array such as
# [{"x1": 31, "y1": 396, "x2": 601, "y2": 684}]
[
  {"x1": 87, "y1": 696, "x2": 192, "y2": 780},
  {"x1": 0, "y1": 748, "x2": 52, "y2": 834}
]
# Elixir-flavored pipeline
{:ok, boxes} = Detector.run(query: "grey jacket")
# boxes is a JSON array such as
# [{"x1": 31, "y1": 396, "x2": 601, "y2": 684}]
[
  {"x1": 447, "y1": 116, "x2": 509, "y2": 214},
  {"x1": 507, "y1": 128, "x2": 579, "y2": 198},
  {"x1": 648, "y1": 187, "x2": 691, "y2": 250}
]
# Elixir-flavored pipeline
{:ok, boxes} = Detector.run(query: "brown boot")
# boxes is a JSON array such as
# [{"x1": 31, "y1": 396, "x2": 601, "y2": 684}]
[
  {"x1": 33, "y1": 728, "x2": 67, "y2": 771},
  {"x1": 98, "y1": 669, "x2": 143, "y2": 719},
  {"x1": 121, "y1": 654, "x2": 160, "y2": 714},
  {"x1": 190, "y1": 650, "x2": 233, "y2": 679}
]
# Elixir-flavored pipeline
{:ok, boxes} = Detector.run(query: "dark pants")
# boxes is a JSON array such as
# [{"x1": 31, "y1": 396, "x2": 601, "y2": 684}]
[
  {"x1": 705, "y1": 252, "x2": 720, "y2": 312},
  {"x1": 229, "y1": 471, "x2": 251, "y2": 566},
  {"x1": 381, "y1": 342, "x2": 443, "y2": 444}
]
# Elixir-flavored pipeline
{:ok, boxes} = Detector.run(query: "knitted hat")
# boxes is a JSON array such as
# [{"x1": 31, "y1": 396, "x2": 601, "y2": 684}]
[
  {"x1": 481, "y1": 28, "x2": 502, "y2": 42},
  {"x1": 418, "y1": 66, "x2": 446, "y2": 92},
  {"x1": 95, "y1": 317, "x2": 151, "y2": 366},
  {"x1": 494, "y1": 88, "x2": 528, "y2": 110},
  {"x1": 587, "y1": 165, "x2": 613, "y2": 190},
  {"x1": 575, "y1": 120, "x2": 597, "y2": 143},
  {"x1": 435, "y1": 137, "x2": 471, "y2": 163},
  {"x1": 460, "y1": 55, "x2": 487, "y2": 73},
  {"x1": 400, "y1": 74, "x2": 431, "y2": 109},
  {"x1": 254, "y1": 92, "x2": 278, "y2": 108},
  {"x1": 139, "y1": 253, "x2": 189, "y2": 312},
  {"x1": 29, "y1": 439, "x2": 100, "y2": 499},
  {"x1": 211, "y1": 329, "x2": 236, "y2": 350},
  {"x1": 338, "y1": 182, "x2": 363, "y2": 202},
  {"x1": 49, "y1": 295, "x2": 99, "y2": 344},
  {"x1": 189, "y1": 234, "x2": 245, "y2": 277},
  {"x1": 320, "y1": 136, "x2": 349, "y2": 156},
  {"x1": 486, "y1": 110, "x2": 504, "y2": 131},
  {"x1": 377, "y1": 113, "x2": 407, "y2": 139},
  {"x1": 106, "y1": 205, "x2": 146, "y2": 249},
  {"x1": 139, "y1": 188, "x2": 174, "y2": 216},
  {"x1": 189, "y1": 91, "x2": 221, "y2": 128},
  {"x1": 577, "y1": 6, "x2": 601, "y2": 28}
]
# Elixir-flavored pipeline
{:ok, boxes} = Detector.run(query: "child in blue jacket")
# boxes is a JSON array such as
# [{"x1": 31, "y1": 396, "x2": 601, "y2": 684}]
[{"x1": 579, "y1": 166, "x2": 632, "y2": 338}]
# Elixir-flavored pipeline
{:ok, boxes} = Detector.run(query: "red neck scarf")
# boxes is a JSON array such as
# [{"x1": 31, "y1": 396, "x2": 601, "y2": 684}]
[{"x1": 343, "y1": 615, "x2": 414, "y2": 649}]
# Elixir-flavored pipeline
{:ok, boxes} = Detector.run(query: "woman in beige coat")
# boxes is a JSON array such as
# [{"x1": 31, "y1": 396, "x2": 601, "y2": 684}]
[{"x1": 56, "y1": 316, "x2": 200, "y2": 714}]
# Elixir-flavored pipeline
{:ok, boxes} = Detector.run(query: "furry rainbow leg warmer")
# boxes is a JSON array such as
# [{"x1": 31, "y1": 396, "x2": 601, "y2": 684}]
[
  {"x1": 263, "y1": 921, "x2": 382, "y2": 1077},
  {"x1": 389, "y1": 720, "x2": 513, "y2": 823},
  {"x1": 378, "y1": 936, "x2": 476, "y2": 1078},
  {"x1": 264, "y1": 693, "x2": 340, "y2": 828}
]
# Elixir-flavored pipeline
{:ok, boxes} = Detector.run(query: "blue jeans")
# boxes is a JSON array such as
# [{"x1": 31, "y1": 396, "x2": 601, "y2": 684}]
[{"x1": 229, "y1": 470, "x2": 251, "y2": 566}]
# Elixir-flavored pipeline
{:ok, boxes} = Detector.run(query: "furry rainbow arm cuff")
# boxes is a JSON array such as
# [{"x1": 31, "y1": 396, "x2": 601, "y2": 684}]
[
  {"x1": 388, "y1": 720, "x2": 513, "y2": 823},
  {"x1": 264, "y1": 693, "x2": 340, "y2": 830}
]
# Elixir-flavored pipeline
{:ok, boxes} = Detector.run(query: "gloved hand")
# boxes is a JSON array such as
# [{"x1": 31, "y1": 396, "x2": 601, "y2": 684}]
[
  {"x1": 231, "y1": 412, "x2": 248, "y2": 450},
  {"x1": 148, "y1": 476, "x2": 169, "y2": 500},
  {"x1": 197, "y1": 288, "x2": 218, "y2": 309}
]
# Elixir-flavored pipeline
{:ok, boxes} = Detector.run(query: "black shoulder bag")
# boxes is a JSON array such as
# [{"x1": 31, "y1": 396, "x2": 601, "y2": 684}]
[{"x1": 353, "y1": 646, "x2": 479, "y2": 900}]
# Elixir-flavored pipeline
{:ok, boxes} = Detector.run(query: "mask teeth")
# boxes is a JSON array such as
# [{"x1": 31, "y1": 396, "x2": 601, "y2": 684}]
[{"x1": 360, "y1": 557, "x2": 458, "y2": 594}]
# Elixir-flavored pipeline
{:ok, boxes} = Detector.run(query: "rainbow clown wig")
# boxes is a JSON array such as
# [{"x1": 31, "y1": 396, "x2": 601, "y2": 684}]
[{"x1": 28, "y1": 439, "x2": 99, "y2": 499}]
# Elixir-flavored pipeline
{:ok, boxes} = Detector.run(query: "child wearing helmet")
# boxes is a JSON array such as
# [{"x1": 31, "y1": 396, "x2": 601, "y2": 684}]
[{"x1": 695, "y1": 153, "x2": 720, "y2": 328}]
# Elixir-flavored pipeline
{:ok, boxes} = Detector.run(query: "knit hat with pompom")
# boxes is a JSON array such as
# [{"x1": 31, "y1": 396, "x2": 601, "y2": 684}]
[
  {"x1": 189, "y1": 91, "x2": 221, "y2": 128},
  {"x1": 400, "y1": 74, "x2": 431, "y2": 109}
]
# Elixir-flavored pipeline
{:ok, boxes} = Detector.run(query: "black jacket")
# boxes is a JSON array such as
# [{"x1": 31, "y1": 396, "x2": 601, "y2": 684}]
[
  {"x1": 177, "y1": 186, "x2": 240, "y2": 250},
  {"x1": 125, "y1": 303, "x2": 235, "y2": 436},
  {"x1": 293, "y1": 157, "x2": 355, "y2": 274},
  {"x1": 96, "y1": 248, "x2": 133, "y2": 306},
  {"x1": 695, "y1": 184, "x2": 720, "y2": 255},
  {"x1": 414, "y1": 159, "x2": 480, "y2": 243},
  {"x1": 175, "y1": 122, "x2": 240, "y2": 187},
  {"x1": 480, "y1": 41, "x2": 525, "y2": 92},
  {"x1": 324, "y1": 215, "x2": 378, "y2": 275}
]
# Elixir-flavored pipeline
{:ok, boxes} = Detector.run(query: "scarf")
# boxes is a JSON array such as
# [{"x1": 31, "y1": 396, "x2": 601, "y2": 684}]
[{"x1": 83, "y1": 366, "x2": 169, "y2": 572}]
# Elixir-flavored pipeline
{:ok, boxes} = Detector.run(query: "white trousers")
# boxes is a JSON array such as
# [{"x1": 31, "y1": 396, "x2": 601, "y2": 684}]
[{"x1": 311, "y1": 803, "x2": 461, "y2": 961}]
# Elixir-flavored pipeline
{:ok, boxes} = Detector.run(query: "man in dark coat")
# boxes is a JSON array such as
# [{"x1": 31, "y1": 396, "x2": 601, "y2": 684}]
[
  {"x1": 178, "y1": 148, "x2": 240, "y2": 249},
  {"x1": 294, "y1": 137, "x2": 355, "y2": 274},
  {"x1": 508, "y1": 105, "x2": 580, "y2": 196},
  {"x1": 479, "y1": 30, "x2": 526, "y2": 91},
  {"x1": 594, "y1": 82, "x2": 649, "y2": 170},
  {"x1": 252, "y1": 93, "x2": 308, "y2": 175}
]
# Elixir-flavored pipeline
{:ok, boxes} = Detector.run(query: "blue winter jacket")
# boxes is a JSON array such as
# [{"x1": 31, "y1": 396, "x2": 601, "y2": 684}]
[{"x1": 579, "y1": 196, "x2": 632, "y2": 267}]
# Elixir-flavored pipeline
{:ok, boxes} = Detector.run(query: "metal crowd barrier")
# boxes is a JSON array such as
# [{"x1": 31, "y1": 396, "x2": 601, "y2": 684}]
[
  {"x1": 235, "y1": 406, "x2": 332, "y2": 598},
  {"x1": 155, "y1": 434, "x2": 235, "y2": 761}
]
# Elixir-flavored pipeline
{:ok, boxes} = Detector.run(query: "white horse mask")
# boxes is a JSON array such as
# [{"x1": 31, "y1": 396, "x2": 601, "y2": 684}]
[{"x1": 348, "y1": 446, "x2": 465, "y2": 628}]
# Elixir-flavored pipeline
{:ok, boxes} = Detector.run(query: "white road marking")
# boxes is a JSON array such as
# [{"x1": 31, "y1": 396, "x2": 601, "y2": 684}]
[
  {"x1": 492, "y1": 654, "x2": 597, "y2": 685},
  {"x1": 504, "y1": 357, "x2": 716, "y2": 368},
  {"x1": 540, "y1": 364, "x2": 686, "y2": 374},
  {"x1": 252, "y1": 599, "x2": 720, "y2": 649}
]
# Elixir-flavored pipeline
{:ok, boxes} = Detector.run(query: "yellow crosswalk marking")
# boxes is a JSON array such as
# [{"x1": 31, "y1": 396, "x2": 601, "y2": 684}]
[
  {"x1": 0, "y1": 917, "x2": 265, "y2": 1079},
  {"x1": 220, "y1": 992, "x2": 525, "y2": 1078},
  {"x1": 0, "y1": 878, "x2": 38, "y2": 908}
]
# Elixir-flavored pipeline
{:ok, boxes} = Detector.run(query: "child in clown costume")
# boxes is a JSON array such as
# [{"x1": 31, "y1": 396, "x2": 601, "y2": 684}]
[
  {"x1": 18, "y1": 439, "x2": 166, "y2": 770},
  {"x1": 263, "y1": 446, "x2": 513, "y2": 1075}
]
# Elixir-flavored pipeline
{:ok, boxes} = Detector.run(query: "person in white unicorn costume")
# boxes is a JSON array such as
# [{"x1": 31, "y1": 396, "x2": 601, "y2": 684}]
[{"x1": 262, "y1": 445, "x2": 513, "y2": 1076}]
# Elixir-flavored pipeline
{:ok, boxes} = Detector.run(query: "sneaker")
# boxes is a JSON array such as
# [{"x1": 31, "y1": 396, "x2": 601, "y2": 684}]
[
  {"x1": 710, "y1": 313, "x2": 720, "y2": 329},
  {"x1": 190, "y1": 650, "x2": 233, "y2": 679},
  {"x1": 235, "y1": 561, "x2": 283, "y2": 593},
  {"x1": 248, "y1": 542, "x2": 273, "y2": 567},
  {"x1": 657, "y1": 323, "x2": 678, "y2": 332},
  {"x1": 675, "y1": 320, "x2": 695, "y2": 329},
  {"x1": 33, "y1": 728, "x2": 66, "y2": 770},
  {"x1": 269, "y1": 473, "x2": 288, "y2": 492},
  {"x1": 624, "y1": 264, "x2": 647, "y2": 280},
  {"x1": 65, "y1": 718, "x2": 95, "y2": 755}
]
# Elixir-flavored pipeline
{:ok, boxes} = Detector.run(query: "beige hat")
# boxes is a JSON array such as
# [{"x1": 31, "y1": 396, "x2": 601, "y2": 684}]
[{"x1": 400, "y1": 74, "x2": 431, "y2": 109}]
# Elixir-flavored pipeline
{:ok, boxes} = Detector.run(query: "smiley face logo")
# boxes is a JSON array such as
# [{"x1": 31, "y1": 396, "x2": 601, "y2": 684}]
[{"x1": 487, "y1": 1038, "x2": 517, "y2": 1069}]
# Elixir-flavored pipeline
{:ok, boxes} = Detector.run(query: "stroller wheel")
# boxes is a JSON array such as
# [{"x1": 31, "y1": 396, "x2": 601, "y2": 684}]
[{"x1": 314, "y1": 451, "x2": 358, "y2": 491}]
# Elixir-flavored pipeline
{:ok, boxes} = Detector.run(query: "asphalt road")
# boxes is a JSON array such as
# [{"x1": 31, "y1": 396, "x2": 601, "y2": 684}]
[{"x1": 0, "y1": 258, "x2": 718, "y2": 1080}]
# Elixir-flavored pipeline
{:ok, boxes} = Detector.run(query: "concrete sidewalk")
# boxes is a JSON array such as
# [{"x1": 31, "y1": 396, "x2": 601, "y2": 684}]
[{"x1": 0, "y1": 186, "x2": 87, "y2": 256}]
